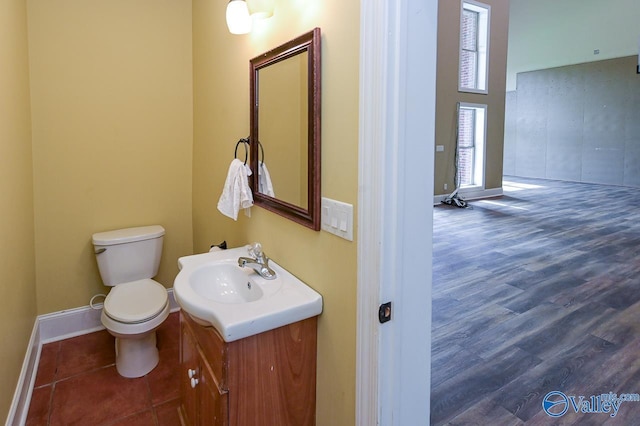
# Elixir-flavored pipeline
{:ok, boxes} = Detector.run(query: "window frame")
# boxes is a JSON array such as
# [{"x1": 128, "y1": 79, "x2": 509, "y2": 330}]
[
  {"x1": 458, "y1": 0, "x2": 491, "y2": 94},
  {"x1": 457, "y1": 102, "x2": 487, "y2": 190}
]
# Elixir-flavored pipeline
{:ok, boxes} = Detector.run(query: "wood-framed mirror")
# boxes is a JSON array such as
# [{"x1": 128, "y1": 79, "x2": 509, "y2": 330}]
[{"x1": 249, "y1": 28, "x2": 321, "y2": 230}]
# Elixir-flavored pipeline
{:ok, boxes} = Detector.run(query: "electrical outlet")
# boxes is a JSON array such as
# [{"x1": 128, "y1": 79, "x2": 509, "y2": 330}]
[
  {"x1": 321, "y1": 197, "x2": 353, "y2": 241},
  {"x1": 436, "y1": 145, "x2": 445, "y2": 152},
  {"x1": 444, "y1": 183, "x2": 448, "y2": 191}
]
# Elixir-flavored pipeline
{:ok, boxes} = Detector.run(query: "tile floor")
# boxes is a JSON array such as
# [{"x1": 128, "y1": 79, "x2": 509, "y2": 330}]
[{"x1": 26, "y1": 311, "x2": 181, "y2": 426}]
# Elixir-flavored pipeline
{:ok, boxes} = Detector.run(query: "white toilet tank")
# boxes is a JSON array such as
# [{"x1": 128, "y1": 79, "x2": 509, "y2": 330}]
[{"x1": 92, "y1": 225, "x2": 165, "y2": 286}]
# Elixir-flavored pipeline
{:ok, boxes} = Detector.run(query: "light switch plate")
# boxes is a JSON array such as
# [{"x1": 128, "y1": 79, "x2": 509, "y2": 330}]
[{"x1": 321, "y1": 197, "x2": 354, "y2": 241}]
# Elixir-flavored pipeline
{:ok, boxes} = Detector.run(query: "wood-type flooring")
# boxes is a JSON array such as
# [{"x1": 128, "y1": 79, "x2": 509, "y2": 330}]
[{"x1": 431, "y1": 177, "x2": 640, "y2": 425}]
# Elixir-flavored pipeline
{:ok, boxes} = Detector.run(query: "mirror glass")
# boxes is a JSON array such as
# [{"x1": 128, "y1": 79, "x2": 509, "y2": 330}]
[
  {"x1": 257, "y1": 52, "x2": 309, "y2": 207},
  {"x1": 250, "y1": 28, "x2": 321, "y2": 230}
]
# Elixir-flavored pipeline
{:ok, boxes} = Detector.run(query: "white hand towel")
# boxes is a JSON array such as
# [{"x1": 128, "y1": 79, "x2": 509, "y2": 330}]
[
  {"x1": 217, "y1": 159, "x2": 254, "y2": 220},
  {"x1": 258, "y1": 162, "x2": 275, "y2": 197}
]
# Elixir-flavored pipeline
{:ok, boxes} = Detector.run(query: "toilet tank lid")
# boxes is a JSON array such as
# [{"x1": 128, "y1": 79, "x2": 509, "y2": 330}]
[{"x1": 92, "y1": 225, "x2": 165, "y2": 246}]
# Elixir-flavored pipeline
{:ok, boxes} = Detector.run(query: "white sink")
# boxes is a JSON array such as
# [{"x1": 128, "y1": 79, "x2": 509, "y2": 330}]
[
  {"x1": 174, "y1": 246, "x2": 323, "y2": 342},
  {"x1": 189, "y1": 261, "x2": 266, "y2": 304}
]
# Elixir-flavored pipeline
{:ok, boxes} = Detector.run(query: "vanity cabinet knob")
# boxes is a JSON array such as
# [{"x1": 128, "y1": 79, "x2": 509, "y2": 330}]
[
  {"x1": 188, "y1": 368, "x2": 197, "y2": 379},
  {"x1": 191, "y1": 377, "x2": 199, "y2": 388}
]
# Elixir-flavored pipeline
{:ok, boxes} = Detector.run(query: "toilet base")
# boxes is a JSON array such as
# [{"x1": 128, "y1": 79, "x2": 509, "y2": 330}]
[{"x1": 114, "y1": 332, "x2": 159, "y2": 378}]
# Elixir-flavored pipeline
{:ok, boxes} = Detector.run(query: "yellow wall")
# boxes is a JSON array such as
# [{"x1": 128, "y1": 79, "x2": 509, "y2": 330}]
[
  {"x1": 27, "y1": 0, "x2": 194, "y2": 314},
  {"x1": 0, "y1": 0, "x2": 37, "y2": 420},
  {"x1": 192, "y1": 0, "x2": 359, "y2": 424},
  {"x1": 434, "y1": 0, "x2": 509, "y2": 195}
]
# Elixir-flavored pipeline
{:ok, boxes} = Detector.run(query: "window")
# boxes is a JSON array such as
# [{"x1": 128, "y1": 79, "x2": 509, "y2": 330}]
[
  {"x1": 456, "y1": 103, "x2": 486, "y2": 188},
  {"x1": 459, "y1": 0, "x2": 490, "y2": 93}
]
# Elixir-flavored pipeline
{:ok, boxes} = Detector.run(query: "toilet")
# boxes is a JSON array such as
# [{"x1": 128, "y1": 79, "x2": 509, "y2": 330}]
[{"x1": 92, "y1": 225, "x2": 170, "y2": 378}]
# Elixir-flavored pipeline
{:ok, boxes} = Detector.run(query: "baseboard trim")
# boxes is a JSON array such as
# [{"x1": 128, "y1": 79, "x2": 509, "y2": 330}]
[
  {"x1": 433, "y1": 187, "x2": 503, "y2": 205},
  {"x1": 6, "y1": 288, "x2": 180, "y2": 426},
  {"x1": 5, "y1": 320, "x2": 40, "y2": 426}
]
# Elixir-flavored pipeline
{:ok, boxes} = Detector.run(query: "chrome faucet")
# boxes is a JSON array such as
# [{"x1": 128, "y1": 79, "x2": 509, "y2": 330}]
[{"x1": 238, "y1": 242, "x2": 276, "y2": 280}]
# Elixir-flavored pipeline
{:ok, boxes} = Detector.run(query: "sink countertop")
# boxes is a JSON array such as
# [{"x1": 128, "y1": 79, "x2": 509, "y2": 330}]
[{"x1": 174, "y1": 246, "x2": 323, "y2": 342}]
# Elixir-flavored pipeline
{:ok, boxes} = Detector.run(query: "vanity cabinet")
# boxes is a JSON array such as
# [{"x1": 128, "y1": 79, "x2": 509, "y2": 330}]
[
  {"x1": 179, "y1": 311, "x2": 318, "y2": 426},
  {"x1": 179, "y1": 314, "x2": 227, "y2": 425}
]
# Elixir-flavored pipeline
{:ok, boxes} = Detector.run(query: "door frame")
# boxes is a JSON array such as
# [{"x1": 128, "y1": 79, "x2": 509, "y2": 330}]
[{"x1": 356, "y1": 0, "x2": 438, "y2": 424}]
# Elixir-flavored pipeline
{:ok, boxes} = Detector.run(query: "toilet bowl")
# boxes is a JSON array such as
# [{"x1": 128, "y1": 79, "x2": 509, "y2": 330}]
[
  {"x1": 101, "y1": 278, "x2": 169, "y2": 377},
  {"x1": 92, "y1": 225, "x2": 169, "y2": 378}
]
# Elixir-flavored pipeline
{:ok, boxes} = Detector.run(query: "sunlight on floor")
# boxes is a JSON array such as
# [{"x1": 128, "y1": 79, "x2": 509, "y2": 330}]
[
  {"x1": 502, "y1": 180, "x2": 546, "y2": 191},
  {"x1": 476, "y1": 199, "x2": 529, "y2": 211}
]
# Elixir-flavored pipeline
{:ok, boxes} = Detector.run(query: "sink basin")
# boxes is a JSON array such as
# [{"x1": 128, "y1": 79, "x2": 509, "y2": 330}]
[
  {"x1": 189, "y1": 261, "x2": 265, "y2": 304},
  {"x1": 174, "y1": 246, "x2": 322, "y2": 342}
]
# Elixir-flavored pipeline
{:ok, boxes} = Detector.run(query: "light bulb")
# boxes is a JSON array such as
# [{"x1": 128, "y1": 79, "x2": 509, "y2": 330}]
[{"x1": 226, "y1": 0, "x2": 252, "y2": 35}]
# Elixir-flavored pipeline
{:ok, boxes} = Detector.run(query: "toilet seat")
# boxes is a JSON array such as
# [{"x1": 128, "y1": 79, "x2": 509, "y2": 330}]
[{"x1": 104, "y1": 279, "x2": 168, "y2": 324}]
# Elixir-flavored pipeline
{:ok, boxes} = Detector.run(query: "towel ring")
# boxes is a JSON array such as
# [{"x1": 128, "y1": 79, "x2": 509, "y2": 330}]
[
  {"x1": 234, "y1": 137, "x2": 265, "y2": 166},
  {"x1": 234, "y1": 137, "x2": 250, "y2": 165},
  {"x1": 258, "y1": 141, "x2": 265, "y2": 166}
]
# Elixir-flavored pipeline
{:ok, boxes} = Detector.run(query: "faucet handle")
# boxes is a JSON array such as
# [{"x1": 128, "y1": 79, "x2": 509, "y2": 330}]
[{"x1": 248, "y1": 242, "x2": 263, "y2": 258}]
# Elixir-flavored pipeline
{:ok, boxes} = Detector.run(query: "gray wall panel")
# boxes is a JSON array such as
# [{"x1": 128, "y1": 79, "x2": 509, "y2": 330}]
[
  {"x1": 504, "y1": 56, "x2": 640, "y2": 187},
  {"x1": 624, "y1": 137, "x2": 640, "y2": 187},
  {"x1": 503, "y1": 91, "x2": 517, "y2": 175},
  {"x1": 546, "y1": 85, "x2": 584, "y2": 181},
  {"x1": 515, "y1": 115, "x2": 547, "y2": 177},
  {"x1": 624, "y1": 88, "x2": 640, "y2": 186},
  {"x1": 581, "y1": 141, "x2": 625, "y2": 185},
  {"x1": 514, "y1": 72, "x2": 548, "y2": 177}
]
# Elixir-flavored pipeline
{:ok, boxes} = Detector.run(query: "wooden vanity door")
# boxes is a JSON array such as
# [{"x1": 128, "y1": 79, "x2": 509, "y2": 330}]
[
  {"x1": 179, "y1": 322, "x2": 198, "y2": 426},
  {"x1": 198, "y1": 348, "x2": 228, "y2": 426}
]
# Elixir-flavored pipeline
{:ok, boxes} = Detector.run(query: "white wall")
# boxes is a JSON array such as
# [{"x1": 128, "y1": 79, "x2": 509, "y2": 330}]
[{"x1": 507, "y1": 0, "x2": 640, "y2": 90}]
